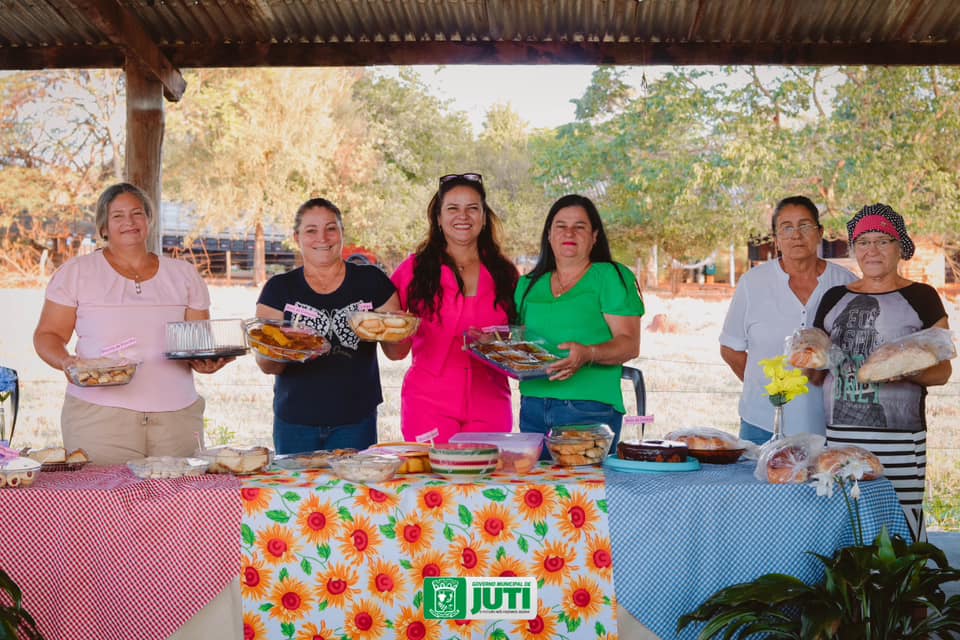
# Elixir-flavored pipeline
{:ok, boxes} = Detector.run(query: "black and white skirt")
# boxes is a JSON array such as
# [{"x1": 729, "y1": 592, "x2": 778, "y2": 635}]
[{"x1": 826, "y1": 424, "x2": 926, "y2": 542}]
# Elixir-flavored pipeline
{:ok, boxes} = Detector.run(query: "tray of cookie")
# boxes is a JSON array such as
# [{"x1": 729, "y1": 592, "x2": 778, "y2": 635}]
[{"x1": 464, "y1": 325, "x2": 561, "y2": 380}]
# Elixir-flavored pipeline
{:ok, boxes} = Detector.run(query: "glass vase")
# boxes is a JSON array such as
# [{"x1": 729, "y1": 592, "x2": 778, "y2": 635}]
[{"x1": 771, "y1": 404, "x2": 785, "y2": 441}]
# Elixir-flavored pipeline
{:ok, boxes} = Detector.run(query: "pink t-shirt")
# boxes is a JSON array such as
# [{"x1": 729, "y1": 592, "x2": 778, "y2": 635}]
[{"x1": 45, "y1": 251, "x2": 211, "y2": 412}]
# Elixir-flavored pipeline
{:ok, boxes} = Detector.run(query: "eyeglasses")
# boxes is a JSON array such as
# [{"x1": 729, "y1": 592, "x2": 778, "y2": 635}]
[
  {"x1": 853, "y1": 237, "x2": 898, "y2": 251},
  {"x1": 775, "y1": 223, "x2": 819, "y2": 237},
  {"x1": 439, "y1": 173, "x2": 483, "y2": 187}
]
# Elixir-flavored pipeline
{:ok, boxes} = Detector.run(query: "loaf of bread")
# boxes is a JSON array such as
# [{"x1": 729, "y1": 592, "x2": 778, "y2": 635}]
[
  {"x1": 66, "y1": 448, "x2": 90, "y2": 464},
  {"x1": 664, "y1": 427, "x2": 741, "y2": 451},
  {"x1": 814, "y1": 446, "x2": 884, "y2": 480},
  {"x1": 28, "y1": 447, "x2": 67, "y2": 464},
  {"x1": 766, "y1": 445, "x2": 810, "y2": 484},
  {"x1": 858, "y1": 342, "x2": 938, "y2": 383}
]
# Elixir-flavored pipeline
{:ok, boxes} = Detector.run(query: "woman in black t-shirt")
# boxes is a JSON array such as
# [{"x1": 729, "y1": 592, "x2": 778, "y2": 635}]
[
  {"x1": 813, "y1": 204, "x2": 952, "y2": 541},
  {"x1": 255, "y1": 198, "x2": 407, "y2": 454}
]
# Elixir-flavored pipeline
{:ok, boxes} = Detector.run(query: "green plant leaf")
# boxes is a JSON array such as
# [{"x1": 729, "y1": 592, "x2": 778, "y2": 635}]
[
  {"x1": 458, "y1": 505, "x2": 473, "y2": 527},
  {"x1": 241, "y1": 523, "x2": 255, "y2": 546},
  {"x1": 266, "y1": 510, "x2": 290, "y2": 523},
  {"x1": 482, "y1": 488, "x2": 507, "y2": 502}
]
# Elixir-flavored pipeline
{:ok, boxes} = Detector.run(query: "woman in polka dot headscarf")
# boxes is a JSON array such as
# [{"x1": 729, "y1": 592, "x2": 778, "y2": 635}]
[{"x1": 811, "y1": 203, "x2": 952, "y2": 541}]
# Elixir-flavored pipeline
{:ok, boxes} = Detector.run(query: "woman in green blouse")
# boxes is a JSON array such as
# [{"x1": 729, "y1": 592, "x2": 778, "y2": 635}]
[{"x1": 515, "y1": 194, "x2": 644, "y2": 453}]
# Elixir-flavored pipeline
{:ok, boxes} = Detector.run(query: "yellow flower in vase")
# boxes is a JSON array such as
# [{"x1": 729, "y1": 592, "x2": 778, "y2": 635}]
[{"x1": 758, "y1": 355, "x2": 809, "y2": 439}]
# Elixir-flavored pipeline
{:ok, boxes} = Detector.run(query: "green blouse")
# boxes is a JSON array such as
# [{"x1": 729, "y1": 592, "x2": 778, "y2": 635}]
[{"x1": 514, "y1": 262, "x2": 645, "y2": 412}]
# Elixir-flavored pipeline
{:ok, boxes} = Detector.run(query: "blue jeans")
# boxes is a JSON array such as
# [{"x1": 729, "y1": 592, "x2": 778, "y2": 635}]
[
  {"x1": 273, "y1": 410, "x2": 378, "y2": 455},
  {"x1": 520, "y1": 397, "x2": 624, "y2": 460},
  {"x1": 739, "y1": 419, "x2": 772, "y2": 446}
]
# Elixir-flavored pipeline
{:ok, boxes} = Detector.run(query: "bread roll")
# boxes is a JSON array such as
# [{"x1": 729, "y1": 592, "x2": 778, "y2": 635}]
[
  {"x1": 814, "y1": 446, "x2": 884, "y2": 480},
  {"x1": 790, "y1": 347, "x2": 827, "y2": 369},
  {"x1": 787, "y1": 328, "x2": 832, "y2": 369},
  {"x1": 858, "y1": 343, "x2": 938, "y2": 383}
]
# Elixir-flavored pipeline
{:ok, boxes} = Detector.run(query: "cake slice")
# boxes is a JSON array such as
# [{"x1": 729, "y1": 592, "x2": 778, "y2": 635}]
[
  {"x1": 28, "y1": 447, "x2": 67, "y2": 464},
  {"x1": 67, "y1": 448, "x2": 90, "y2": 464}
]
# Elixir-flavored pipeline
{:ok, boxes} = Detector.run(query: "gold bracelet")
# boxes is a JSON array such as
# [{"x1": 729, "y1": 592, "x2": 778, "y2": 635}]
[{"x1": 589, "y1": 345, "x2": 598, "y2": 364}]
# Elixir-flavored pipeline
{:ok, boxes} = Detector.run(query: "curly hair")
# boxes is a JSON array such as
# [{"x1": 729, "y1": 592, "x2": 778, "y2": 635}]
[{"x1": 406, "y1": 176, "x2": 518, "y2": 322}]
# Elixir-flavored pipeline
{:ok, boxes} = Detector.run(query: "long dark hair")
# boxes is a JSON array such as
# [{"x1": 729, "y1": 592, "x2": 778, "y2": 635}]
[
  {"x1": 407, "y1": 176, "x2": 518, "y2": 321},
  {"x1": 518, "y1": 194, "x2": 631, "y2": 313}
]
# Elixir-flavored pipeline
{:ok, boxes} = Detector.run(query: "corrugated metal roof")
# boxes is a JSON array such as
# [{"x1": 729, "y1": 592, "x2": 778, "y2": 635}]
[{"x1": 2, "y1": 0, "x2": 960, "y2": 71}]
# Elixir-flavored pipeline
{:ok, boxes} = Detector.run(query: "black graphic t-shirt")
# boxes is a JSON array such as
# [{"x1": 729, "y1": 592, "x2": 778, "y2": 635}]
[
  {"x1": 814, "y1": 283, "x2": 946, "y2": 431},
  {"x1": 257, "y1": 262, "x2": 396, "y2": 425}
]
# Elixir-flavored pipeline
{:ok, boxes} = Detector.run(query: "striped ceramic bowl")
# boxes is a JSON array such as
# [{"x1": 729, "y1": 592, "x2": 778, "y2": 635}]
[{"x1": 429, "y1": 443, "x2": 500, "y2": 477}]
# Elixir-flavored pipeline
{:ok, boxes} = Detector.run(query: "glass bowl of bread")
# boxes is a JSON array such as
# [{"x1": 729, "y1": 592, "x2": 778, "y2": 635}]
[
  {"x1": 348, "y1": 311, "x2": 420, "y2": 342},
  {"x1": 65, "y1": 357, "x2": 138, "y2": 387},
  {"x1": 195, "y1": 445, "x2": 273, "y2": 475},
  {"x1": 545, "y1": 423, "x2": 614, "y2": 467},
  {"x1": 244, "y1": 319, "x2": 331, "y2": 363}
]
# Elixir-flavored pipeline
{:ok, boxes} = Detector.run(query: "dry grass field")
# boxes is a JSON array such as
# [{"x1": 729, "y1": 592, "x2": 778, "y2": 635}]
[{"x1": 3, "y1": 284, "x2": 958, "y2": 529}]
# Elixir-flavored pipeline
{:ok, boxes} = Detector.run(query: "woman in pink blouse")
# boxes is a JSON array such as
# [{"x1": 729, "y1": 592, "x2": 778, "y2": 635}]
[
  {"x1": 391, "y1": 173, "x2": 519, "y2": 443},
  {"x1": 33, "y1": 183, "x2": 232, "y2": 464}
]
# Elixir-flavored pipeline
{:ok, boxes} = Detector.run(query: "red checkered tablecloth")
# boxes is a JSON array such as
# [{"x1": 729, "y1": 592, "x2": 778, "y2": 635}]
[{"x1": 0, "y1": 465, "x2": 242, "y2": 640}]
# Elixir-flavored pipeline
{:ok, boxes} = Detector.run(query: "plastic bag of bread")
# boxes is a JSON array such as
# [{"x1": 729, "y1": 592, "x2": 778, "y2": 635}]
[
  {"x1": 754, "y1": 434, "x2": 825, "y2": 484},
  {"x1": 857, "y1": 327, "x2": 956, "y2": 383},
  {"x1": 785, "y1": 328, "x2": 839, "y2": 370},
  {"x1": 348, "y1": 311, "x2": 420, "y2": 343},
  {"x1": 812, "y1": 445, "x2": 884, "y2": 480}
]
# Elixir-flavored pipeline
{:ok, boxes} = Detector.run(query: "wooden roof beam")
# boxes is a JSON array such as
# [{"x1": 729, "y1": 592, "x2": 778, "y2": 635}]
[{"x1": 73, "y1": 0, "x2": 185, "y2": 101}]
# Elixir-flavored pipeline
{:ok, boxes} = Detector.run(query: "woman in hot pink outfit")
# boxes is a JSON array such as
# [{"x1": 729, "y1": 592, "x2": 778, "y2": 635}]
[{"x1": 391, "y1": 173, "x2": 519, "y2": 443}]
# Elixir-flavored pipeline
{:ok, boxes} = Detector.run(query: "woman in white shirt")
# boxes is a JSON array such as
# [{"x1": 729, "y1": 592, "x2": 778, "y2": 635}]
[{"x1": 719, "y1": 195, "x2": 856, "y2": 445}]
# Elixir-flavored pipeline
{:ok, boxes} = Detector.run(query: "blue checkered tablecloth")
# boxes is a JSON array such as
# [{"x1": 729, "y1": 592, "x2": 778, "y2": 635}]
[{"x1": 605, "y1": 461, "x2": 910, "y2": 640}]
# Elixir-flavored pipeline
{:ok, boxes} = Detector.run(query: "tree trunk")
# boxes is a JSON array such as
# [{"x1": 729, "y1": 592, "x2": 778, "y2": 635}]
[
  {"x1": 124, "y1": 60, "x2": 164, "y2": 254},
  {"x1": 254, "y1": 220, "x2": 266, "y2": 286}
]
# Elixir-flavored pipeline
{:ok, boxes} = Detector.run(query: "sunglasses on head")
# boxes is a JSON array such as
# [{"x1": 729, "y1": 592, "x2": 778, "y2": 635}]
[{"x1": 439, "y1": 173, "x2": 483, "y2": 187}]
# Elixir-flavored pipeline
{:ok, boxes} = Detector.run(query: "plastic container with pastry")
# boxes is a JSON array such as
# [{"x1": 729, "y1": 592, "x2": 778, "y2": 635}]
[
  {"x1": 363, "y1": 442, "x2": 432, "y2": 473},
  {"x1": 348, "y1": 311, "x2": 421, "y2": 343},
  {"x1": 449, "y1": 432, "x2": 543, "y2": 473},
  {"x1": 273, "y1": 448, "x2": 358, "y2": 470},
  {"x1": 812, "y1": 446, "x2": 884, "y2": 480},
  {"x1": 463, "y1": 326, "x2": 561, "y2": 380},
  {"x1": 663, "y1": 427, "x2": 746, "y2": 463},
  {"x1": 65, "y1": 357, "x2": 139, "y2": 387},
  {"x1": 545, "y1": 423, "x2": 614, "y2": 467},
  {"x1": 617, "y1": 439, "x2": 688, "y2": 463},
  {"x1": 195, "y1": 445, "x2": 273, "y2": 475},
  {"x1": 127, "y1": 456, "x2": 209, "y2": 479},
  {"x1": 0, "y1": 457, "x2": 41, "y2": 488},
  {"x1": 244, "y1": 319, "x2": 331, "y2": 363}
]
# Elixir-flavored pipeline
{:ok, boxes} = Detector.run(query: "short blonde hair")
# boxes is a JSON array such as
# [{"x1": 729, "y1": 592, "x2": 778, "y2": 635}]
[{"x1": 95, "y1": 183, "x2": 155, "y2": 240}]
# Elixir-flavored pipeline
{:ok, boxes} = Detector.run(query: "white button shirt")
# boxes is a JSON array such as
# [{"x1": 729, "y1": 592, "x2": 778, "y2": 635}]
[{"x1": 719, "y1": 259, "x2": 857, "y2": 435}]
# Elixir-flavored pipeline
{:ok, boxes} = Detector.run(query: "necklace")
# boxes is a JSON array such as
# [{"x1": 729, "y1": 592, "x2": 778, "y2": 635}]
[
  {"x1": 106, "y1": 248, "x2": 148, "y2": 294},
  {"x1": 553, "y1": 262, "x2": 591, "y2": 298}
]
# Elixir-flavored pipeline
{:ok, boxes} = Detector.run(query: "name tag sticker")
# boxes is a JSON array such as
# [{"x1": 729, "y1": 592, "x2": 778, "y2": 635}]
[
  {"x1": 482, "y1": 325, "x2": 511, "y2": 334},
  {"x1": 416, "y1": 428, "x2": 440, "y2": 444},
  {"x1": 284, "y1": 303, "x2": 320, "y2": 319},
  {"x1": 622, "y1": 415, "x2": 654, "y2": 427},
  {"x1": 101, "y1": 337, "x2": 137, "y2": 356},
  {"x1": 357, "y1": 302, "x2": 374, "y2": 311}
]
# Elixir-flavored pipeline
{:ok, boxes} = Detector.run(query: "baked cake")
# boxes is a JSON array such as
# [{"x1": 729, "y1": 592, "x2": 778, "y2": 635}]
[{"x1": 617, "y1": 439, "x2": 689, "y2": 463}]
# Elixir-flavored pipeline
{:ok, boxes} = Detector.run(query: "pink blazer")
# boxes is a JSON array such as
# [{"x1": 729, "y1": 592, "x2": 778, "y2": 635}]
[{"x1": 391, "y1": 255, "x2": 510, "y2": 376}]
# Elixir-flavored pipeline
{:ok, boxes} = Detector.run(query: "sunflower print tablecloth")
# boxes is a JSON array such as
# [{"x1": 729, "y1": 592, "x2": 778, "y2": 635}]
[{"x1": 239, "y1": 464, "x2": 619, "y2": 640}]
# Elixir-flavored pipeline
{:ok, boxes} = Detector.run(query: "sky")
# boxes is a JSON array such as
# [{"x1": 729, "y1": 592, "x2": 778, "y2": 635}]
[{"x1": 376, "y1": 64, "x2": 655, "y2": 132}]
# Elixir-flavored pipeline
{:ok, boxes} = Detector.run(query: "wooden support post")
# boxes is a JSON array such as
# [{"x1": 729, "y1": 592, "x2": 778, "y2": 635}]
[{"x1": 125, "y1": 59, "x2": 164, "y2": 254}]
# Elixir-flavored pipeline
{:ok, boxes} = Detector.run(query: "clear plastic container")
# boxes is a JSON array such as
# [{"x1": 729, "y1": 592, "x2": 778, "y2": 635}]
[
  {"x1": 273, "y1": 448, "x2": 358, "y2": 470},
  {"x1": 0, "y1": 457, "x2": 41, "y2": 488},
  {"x1": 329, "y1": 454, "x2": 403, "y2": 483},
  {"x1": 65, "y1": 357, "x2": 138, "y2": 387},
  {"x1": 545, "y1": 423, "x2": 614, "y2": 467},
  {"x1": 363, "y1": 442, "x2": 432, "y2": 473},
  {"x1": 429, "y1": 443, "x2": 501, "y2": 477},
  {"x1": 448, "y1": 432, "x2": 543, "y2": 473},
  {"x1": 164, "y1": 319, "x2": 249, "y2": 360},
  {"x1": 127, "y1": 456, "x2": 209, "y2": 479},
  {"x1": 464, "y1": 325, "x2": 560, "y2": 380},
  {"x1": 348, "y1": 311, "x2": 421, "y2": 342}
]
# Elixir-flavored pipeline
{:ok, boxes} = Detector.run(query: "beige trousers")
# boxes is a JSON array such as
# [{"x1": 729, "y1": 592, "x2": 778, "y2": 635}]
[{"x1": 61, "y1": 393, "x2": 205, "y2": 465}]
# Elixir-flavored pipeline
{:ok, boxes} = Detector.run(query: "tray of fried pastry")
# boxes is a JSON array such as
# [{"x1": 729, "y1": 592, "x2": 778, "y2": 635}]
[{"x1": 464, "y1": 325, "x2": 561, "y2": 380}]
